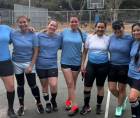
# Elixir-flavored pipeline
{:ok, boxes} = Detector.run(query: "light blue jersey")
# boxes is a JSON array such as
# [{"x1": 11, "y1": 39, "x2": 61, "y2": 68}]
[
  {"x1": 0, "y1": 25, "x2": 12, "y2": 61},
  {"x1": 128, "y1": 41, "x2": 140, "y2": 80},
  {"x1": 85, "y1": 34, "x2": 110, "y2": 64},
  {"x1": 61, "y1": 28, "x2": 87, "y2": 66},
  {"x1": 11, "y1": 30, "x2": 38, "y2": 63},
  {"x1": 109, "y1": 33, "x2": 133, "y2": 65},
  {"x1": 36, "y1": 32, "x2": 62, "y2": 69}
]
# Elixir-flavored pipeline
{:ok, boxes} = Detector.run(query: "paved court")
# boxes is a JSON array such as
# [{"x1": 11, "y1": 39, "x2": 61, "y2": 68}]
[{"x1": 0, "y1": 69, "x2": 132, "y2": 118}]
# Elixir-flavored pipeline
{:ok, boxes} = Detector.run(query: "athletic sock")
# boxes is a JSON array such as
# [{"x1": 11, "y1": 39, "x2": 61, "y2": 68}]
[
  {"x1": 138, "y1": 99, "x2": 140, "y2": 117},
  {"x1": 97, "y1": 95, "x2": 103, "y2": 105},
  {"x1": 51, "y1": 93, "x2": 57, "y2": 103},
  {"x1": 43, "y1": 92, "x2": 49, "y2": 102},
  {"x1": 84, "y1": 91, "x2": 91, "y2": 106},
  {"x1": 7, "y1": 91, "x2": 15, "y2": 109},
  {"x1": 17, "y1": 86, "x2": 24, "y2": 106},
  {"x1": 130, "y1": 100, "x2": 139, "y2": 118},
  {"x1": 31, "y1": 86, "x2": 41, "y2": 104}
]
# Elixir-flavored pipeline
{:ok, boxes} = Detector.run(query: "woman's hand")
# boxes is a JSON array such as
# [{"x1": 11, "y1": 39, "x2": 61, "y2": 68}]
[
  {"x1": 80, "y1": 64, "x2": 86, "y2": 80},
  {"x1": 28, "y1": 26, "x2": 36, "y2": 32},
  {"x1": 137, "y1": 67, "x2": 140, "y2": 72},
  {"x1": 25, "y1": 65, "x2": 33, "y2": 73},
  {"x1": 80, "y1": 64, "x2": 86, "y2": 73}
]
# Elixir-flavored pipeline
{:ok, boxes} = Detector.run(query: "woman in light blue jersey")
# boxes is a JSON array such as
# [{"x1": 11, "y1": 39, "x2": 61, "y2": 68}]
[
  {"x1": 11, "y1": 16, "x2": 44, "y2": 116},
  {"x1": 36, "y1": 20, "x2": 61, "y2": 113},
  {"x1": 61, "y1": 16, "x2": 87, "y2": 116},
  {"x1": 0, "y1": 15, "x2": 17, "y2": 118},
  {"x1": 128, "y1": 23, "x2": 140, "y2": 118},
  {"x1": 80, "y1": 21, "x2": 109, "y2": 115},
  {"x1": 108, "y1": 21, "x2": 133, "y2": 117}
]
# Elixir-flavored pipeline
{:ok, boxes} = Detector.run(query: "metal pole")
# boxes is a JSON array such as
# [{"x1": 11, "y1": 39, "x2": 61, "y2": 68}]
[
  {"x1": 28, "y1": 0, "x2": 31, "y2": 18},
  {"x1": 103, "y1": 0, "x2": 105, "y2": 8},
  {"x1": 89, "y1": 10, "x2": 91, "y2": 24},
  {"x1": 67, "y1": 11, "x2": 69, "y2": 24}
]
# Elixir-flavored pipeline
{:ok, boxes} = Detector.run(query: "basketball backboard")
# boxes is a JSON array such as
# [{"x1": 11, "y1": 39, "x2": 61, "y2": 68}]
[{"x1": 87, "y1": 0, "x2": 104, "y2": 9}]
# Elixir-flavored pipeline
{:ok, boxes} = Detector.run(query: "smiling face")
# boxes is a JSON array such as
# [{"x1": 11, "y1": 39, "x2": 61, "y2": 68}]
[
  {"x1": 47, "y1": 20, "x2": 58, "y2": 34},
  {"x1": 132, "y1": 24, "x2": 140, "y2": 40},
  {"x1": 70, "y1": 17, "x2": 79, "y2": 30},
  {"x1": 17, "y1": 16, "x2": 29, "y2": 32},
  {"x1": 113, "y1": 27, "x2": 124, "y2": 37},
  {"x1": 95, "y1": 22, "x2": 106, "y2": 36}
]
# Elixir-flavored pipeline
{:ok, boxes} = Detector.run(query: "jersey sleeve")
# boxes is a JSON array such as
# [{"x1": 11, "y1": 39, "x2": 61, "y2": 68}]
[
  {"x1": 82, "y1": 32, "x2": 88, "y2": 43},
  {"x1": 85, "y1": 34, "x2": 90, "y2": 49},
  {"x1": 33, "y1": 33, "x2": 39, "y2": 47}
]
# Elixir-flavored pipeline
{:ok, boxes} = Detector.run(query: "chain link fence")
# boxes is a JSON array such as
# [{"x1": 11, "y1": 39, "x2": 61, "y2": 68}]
[{"x1": 0, "y1": 9, "x2": 140, "y2": 32}]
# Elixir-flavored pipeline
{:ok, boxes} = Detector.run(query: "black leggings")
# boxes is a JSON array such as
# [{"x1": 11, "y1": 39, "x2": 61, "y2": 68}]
[{"x1": 15, "y1": 73, "x2": 41, "y2": 105}]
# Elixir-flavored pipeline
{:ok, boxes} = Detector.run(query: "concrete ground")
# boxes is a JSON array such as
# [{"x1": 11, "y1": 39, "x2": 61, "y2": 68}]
[{"x1": 0, "y1": 69, "x2": 131, "y2": 118}]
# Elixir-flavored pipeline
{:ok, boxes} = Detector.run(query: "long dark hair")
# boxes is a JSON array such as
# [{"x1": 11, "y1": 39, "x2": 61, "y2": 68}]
[{"x1": 132, "y1": 23, "x2": 140, "y2": 64}]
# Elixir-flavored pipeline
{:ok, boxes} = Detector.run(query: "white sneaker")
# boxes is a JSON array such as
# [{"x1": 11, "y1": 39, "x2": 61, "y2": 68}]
[{"x1": 115, "y1": 106, "x2": 123, "y2": 117}]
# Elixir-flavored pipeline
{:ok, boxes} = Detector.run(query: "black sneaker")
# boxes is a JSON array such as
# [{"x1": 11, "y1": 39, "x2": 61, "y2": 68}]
[
  {"x1": 80, "y1": 105, "x2": 91, "y2": 115},
  {"x1": 51, "y1": 100, "x2": 58, "y2": 112},
  {"x1": 36, "y1": 103, "x2": 44, "y2": 114},
  {"x1": 45, "y1": 102, "x2": 52, "y2": 113},
  {"x1": 17, "y1": 106, "x2": 24, "y2": 116},
  {"x1": 96, "y1": 104, "x2": 103, "y2": 114},
  {"x1": 7, "y1": 109, "x2": 17, "y2": 118}
]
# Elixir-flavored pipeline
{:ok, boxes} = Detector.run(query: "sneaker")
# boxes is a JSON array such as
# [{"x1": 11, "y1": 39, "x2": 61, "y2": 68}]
[
  {"x1": 96, "y1": 104, "x2": 103, "y2": 114},
  {"x1": 45, "y1": 102, "x2": 52, "y2": 113},
  {"x1": 122, "y1": 97, "x2": 128, "y2": 111},
  {"x1": 68, "y1": 105, "x2": 79, "y2": 116},
  {"x1": 7, "y1": 109, "x2": 17, "y2": 118},
  {"x1": 36, "y1": 103, "x2": 44, "y2": 114},
  {"x1": 65, "y1": 99, "x2": 72, "y2": 111},
  {"x1": 80, "y1": 105, "x2": 91, "y2": 115},
  {"x1": 51, "y1": 100, "x2": 58, "y2": 112},
  {"x1": 17, "y1": 106, "x2": 24, "y2": 116},
  {"x1": 115, "y1": 106, "x2": 123, "y2": 117}
]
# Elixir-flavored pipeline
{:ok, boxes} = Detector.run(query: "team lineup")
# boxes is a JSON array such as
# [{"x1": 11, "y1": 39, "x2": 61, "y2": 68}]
[{"x1": 0, "y1": 15, "x2": 140, "y2": 118}]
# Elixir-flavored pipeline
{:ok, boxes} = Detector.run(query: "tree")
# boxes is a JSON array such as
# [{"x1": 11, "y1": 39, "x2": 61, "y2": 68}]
[{"x1": 105, "y1": 0, "x2": 125, "y2": 21}]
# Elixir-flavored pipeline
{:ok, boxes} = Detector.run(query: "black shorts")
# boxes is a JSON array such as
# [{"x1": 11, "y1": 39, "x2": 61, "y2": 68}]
[
  {"x1": 0, "y1": 60, "x2": 14, "y2": 77},
  {"x1": 84, "y1": 61, "x2": 109, "y2": 87},
  {"x1": 36, "y1": 68, "x2": 58, "y2": 79},
  {"x1": 108, "y1": 64, "x2": 128, "y2": 84},
  {"x1": 61, "y1": 64, "x2": 80, "y2": 71},
  {"x1": 128, "y1": 77, "x2": 140, "y2": 91}
]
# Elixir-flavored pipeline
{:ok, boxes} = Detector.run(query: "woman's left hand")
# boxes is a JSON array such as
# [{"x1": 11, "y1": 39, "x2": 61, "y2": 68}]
[
  {"x1": 28, "y1": 26, "x2": 36, "y2": 32},
  {"x1": 25, "y1": 65, "x2": 33, "y2": 73}
]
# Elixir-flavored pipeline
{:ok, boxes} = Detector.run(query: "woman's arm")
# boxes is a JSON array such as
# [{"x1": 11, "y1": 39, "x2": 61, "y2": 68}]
[
  {"x1": 25, "y1": 47, "x2": 39, "y2": 73},
  {"x1": 31, "y1": 47, "x2": 39, "y2": 67},
  {"x1": 81, "y1": 45, "x2": 88, "y2": 72}
]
